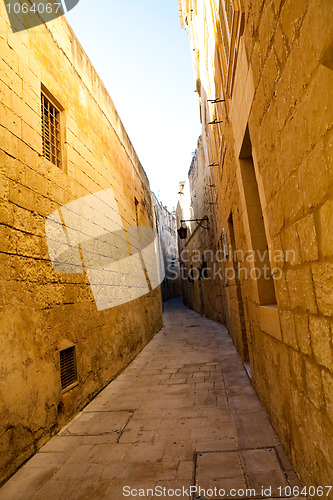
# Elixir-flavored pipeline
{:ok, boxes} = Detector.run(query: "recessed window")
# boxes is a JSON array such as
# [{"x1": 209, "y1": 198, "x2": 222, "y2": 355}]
[
  {"x1": 60, "y1": 346, "x2": 78, "y2": 391},
  {"x1": 239, "y1": 126, "x2": 276, "y2": 306},
  {"x1": 41, "y1": 91, "x2": 62, "y2": 168}
]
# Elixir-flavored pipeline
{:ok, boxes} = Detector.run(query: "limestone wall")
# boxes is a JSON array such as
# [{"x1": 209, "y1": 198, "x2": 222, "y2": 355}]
[
  {"x1": 0, "y1": 5, "x2": 163, "y2": 483},
  {"x1": 177, "y1": 138, "x2": 225, "y2": 323},
  {"x1": 179, "y1": 0, "x2": 333, "y2": 489}
]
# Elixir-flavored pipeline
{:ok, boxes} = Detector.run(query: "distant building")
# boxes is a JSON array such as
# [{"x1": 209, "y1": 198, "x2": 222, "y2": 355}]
[{"x1": 151, "y1": 193, "x2": 181, "y2": 301}]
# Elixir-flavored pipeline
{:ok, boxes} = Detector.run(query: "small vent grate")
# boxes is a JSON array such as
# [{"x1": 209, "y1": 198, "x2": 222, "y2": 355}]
[{"x1": 60, "y1": 346, "x2": 78, "y2": 391}]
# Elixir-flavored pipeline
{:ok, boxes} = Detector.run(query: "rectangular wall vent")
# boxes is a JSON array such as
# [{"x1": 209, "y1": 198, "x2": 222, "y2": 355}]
[{"x1": 60, "y1": 346, "x2": 78, "y2": 391}]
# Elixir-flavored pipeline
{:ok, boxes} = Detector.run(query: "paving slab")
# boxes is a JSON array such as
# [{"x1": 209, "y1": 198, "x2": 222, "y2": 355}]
[{"x1": 0, "y1": 299, "x2": 305, "y2": 500}]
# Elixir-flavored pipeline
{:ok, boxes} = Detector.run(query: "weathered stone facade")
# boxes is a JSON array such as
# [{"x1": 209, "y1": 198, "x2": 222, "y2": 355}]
[
  {"x1": 151, "y1": 193, "x2": 181, "y2": 301},
  {"x1": 0, "y1": 6, "x2": 162, "y2": 484},
  {"x1": 177, "y1": 138, "x2": 225, "y2": 323},
  {"x1": 179, "y1": 0, "x2": 333, "y2": 490}
]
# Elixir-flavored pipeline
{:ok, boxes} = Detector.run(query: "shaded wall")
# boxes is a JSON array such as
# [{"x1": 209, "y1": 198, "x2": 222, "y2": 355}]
[{"x1": 0, "y1": 5, "x2": 163, "y2": 483}]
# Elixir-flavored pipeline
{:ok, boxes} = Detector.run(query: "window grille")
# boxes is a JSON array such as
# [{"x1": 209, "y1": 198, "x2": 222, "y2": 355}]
[
  {"x1": 60, "y1": 346, "x2": 78, "y2": 391},
  {"x1": 41, "y1": 92, "x2": 62, "y2": 168}
]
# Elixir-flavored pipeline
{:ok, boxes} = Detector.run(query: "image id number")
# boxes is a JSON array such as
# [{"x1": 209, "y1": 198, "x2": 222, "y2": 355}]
[
  {"x1": 278, "y1": 485, "x2": 333, "y2": 497},
  {"x1": 6, "y1": 2, "x2": 62, "y2": 15}
]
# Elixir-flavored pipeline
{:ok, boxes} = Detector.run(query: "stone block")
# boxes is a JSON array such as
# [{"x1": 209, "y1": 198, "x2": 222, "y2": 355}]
[
  {"x1": 0, "y1": 152, "x2": 25, "y2": 185},
  {"x1": 33, "y1": 193, "x2": 57, "y2": 218},
  {"x1": 304, "y1": 358, "x2": 324, "y2": 410},
  {"x1": 274, "y1": 270, "x2": 290, "y2": 308},
  {"x1": 299, "y1": 145, "x2": 330, "y2": 213},
  {"x1": 289, "y1": 349, "x2": 305, "y2": 393},
  {"x1": 282, "y1": 172, "x2": 304, "y2": 225},
  {"x1": 286, "y1": 265, "x2": 317, "y2": 314},
  {"x1": 21, "y1": 121, "x2": 41, "y2": 151},
  {"x1": 28, "y1": 53, "x2": 42, "y2": 79},
  {"x1": 260, "y1": 50, "x2": 279, "y2": 121},
  {"x1": 18, "y1": 141, "x2": 39, "y2": 169},
  {"x1": 322, "y1": 370, "x2": 333, "y2": 423},
  {"x1": 259, "y1": 304, "x2": 282, "y2": 341},
  {"x1": 280, "y1": 0, "x2": 308, "y2": 45},
  {"x1": 324, "y1": 128, "x2": 333, "y2": 186},
  {"x1": 294, "y1": 312, "x2": 311, "y2": 356},
  {"x1": 0, "y1": 173, "x2": 9, "y2": 200},
  {"x1": 16, "y1": 233, "x2": 42, "y2": 259},
  {"x1": 22, "y1": 85, "x2": 39, "y2": 118},
  {"x1": 273, "y1": 22, "x2": 288, "y2": 65},
  {"x1": 0, "y1": 124, "x2": 19, "y2": 158},
  {"x1": 0, "y1": 200, "x2": 14, "y2": 226},
  {"x1": 315, "y1": 199, "x2": 333, "y2": 258},
  {"x1": 281, "y1": 224, "x2": 301, "y2": 265},
  {"x1": 25, "y1": 167, "x2": 48, "y2": 197},
  {"x1": 264, "y1": 189, "x2": 285, "y2": 238},
  {"x1": 12, "y1": 205, "x2": 35, "y2": 235},
  {"x1": 0, "y1": 79, "x2": 12, "y2": 110},
  {"x1": 258, "y1": 1, "x2": 276, "y2": 61},
  {"x1": 312, "y1": 262, "x2": 333, "y2": 316},
  {"x1": 279, "y1": 310, "x2": 298, "y2": 349},
  {"x1": 301, "y1": 0, "x2": 333, "y2": 62},
  {"x1": 18, "y1": 59, "x2": 40, "y2": 93},
  {"x1": 0, "y1": 224, "x2": 17, "y2": 253},
  {"x1": 296, "y1": 213, "x2": 319, "y2": 262},
  {"x1": 272, "y1": 234, "x2": 285, "y2": 269},
  {"x1": 19, "y1": 101, "x2": 40, "y2": 131},
  {"x1": 0, "y1": 56, "x2": 21, "y2": 96},
  {"x1": 278, "y1": 344, "x2": 291, "y2": 388},
  {"x1": 309, "y1": 315, "x2": 333, "y2": 370},
  {"x1": 9, "y1": 181, "x2": 35, "y2": 211},
  {"x1": 0, "y1": 102, "x2": 21, "y2": 138}
]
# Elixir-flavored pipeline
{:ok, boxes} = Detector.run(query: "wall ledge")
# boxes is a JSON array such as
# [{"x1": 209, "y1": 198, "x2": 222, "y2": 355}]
[{"x1": 260, "y1": 304, "x2": 282, "y2": 341}]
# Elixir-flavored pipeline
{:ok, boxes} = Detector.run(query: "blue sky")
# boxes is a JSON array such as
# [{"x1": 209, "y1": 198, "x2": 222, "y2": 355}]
[{"x1": 65, "y1": 0, "x2": 201, "y2": 211}]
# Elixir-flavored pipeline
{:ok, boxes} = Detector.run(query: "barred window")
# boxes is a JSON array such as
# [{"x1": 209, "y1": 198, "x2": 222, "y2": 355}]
[
  {"x1": 60, "y1": 346, "x2": 78, "y2": 391},
  {"x1": 41, "y1": 91, "x2": 62, "y2": 168}
]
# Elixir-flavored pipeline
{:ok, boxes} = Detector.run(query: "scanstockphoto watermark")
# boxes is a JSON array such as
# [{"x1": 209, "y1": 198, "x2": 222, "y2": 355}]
[
  {"x1": 123, "y1": 485, "x2": 259, "y2": 498},
  {"x1": 123, "y1": 485, "x2": 333, "y2": 497},
  {"x1": 4, "y1": 0, "x2": 80, "y2": 32},
  {"x1": 166, "y1": 248, "x2": 295, "y2": 284}
]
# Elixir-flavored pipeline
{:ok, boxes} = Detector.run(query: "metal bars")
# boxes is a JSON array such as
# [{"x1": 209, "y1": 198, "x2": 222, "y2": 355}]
[
  {"x1": 41, "y1": 92, "x2": 61, "y2": 168},
  {"x1": 60, "y1": 346, "x2": 78, "y2": 391}
]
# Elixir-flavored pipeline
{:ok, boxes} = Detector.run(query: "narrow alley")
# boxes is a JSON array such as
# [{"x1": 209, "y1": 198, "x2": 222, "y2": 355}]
[
  {"x1": 0, "y1": 300, "x2": 302, "y2": 500},
  {"x1": 1, "y1": 0, "x2": 333, "y2": 496}
]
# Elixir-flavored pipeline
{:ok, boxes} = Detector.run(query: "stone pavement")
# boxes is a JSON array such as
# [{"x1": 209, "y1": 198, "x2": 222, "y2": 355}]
[{"x1": 0, "y1": 299, "x2": 304, "y2": 500}]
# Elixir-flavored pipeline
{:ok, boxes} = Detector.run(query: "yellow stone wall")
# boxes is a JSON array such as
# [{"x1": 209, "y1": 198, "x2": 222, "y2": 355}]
[
  {"x1": 177, "y1": 137, "x2": 225, "y2": 323},
  {"x1": 0, "y1": 5, "x2": 163, "y2": 484},
  {"x1": 179, "y1": 0, "x2": 333, "y2": 489}
]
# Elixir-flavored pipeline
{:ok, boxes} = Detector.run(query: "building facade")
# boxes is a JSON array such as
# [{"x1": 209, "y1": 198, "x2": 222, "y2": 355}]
[
  {"x1": 179, "y1": 0, "x2": 333, "y2": 488},
  {"x1": 151, "y1": 193, "x2": 181, "y2": 301},
  {"x1": 0, "y1": 5, "x2": 163, "y2": 483}
]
